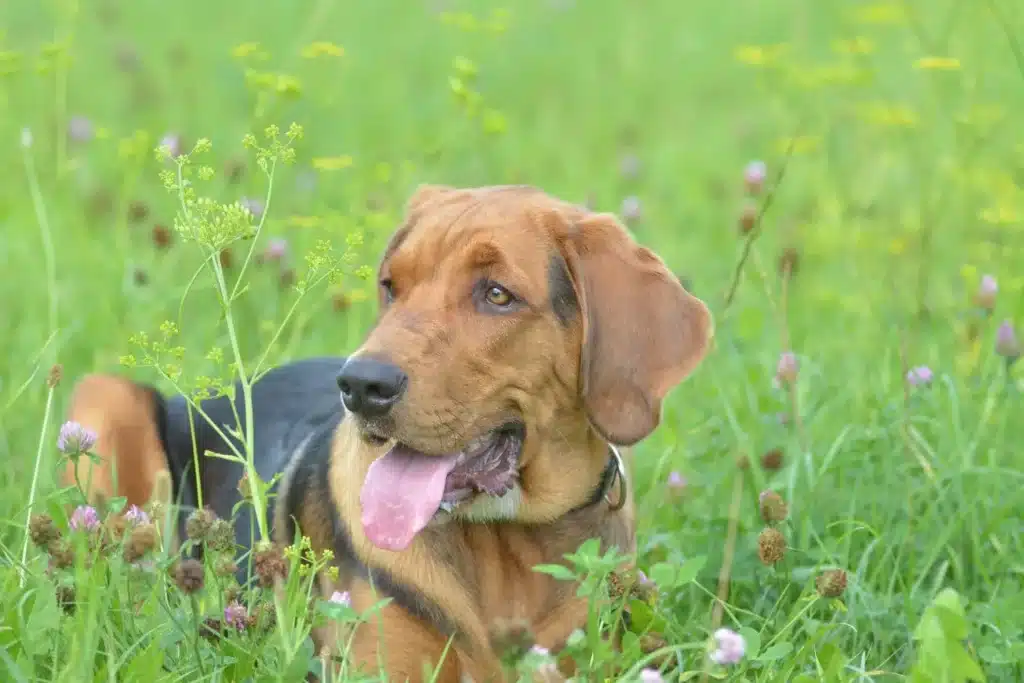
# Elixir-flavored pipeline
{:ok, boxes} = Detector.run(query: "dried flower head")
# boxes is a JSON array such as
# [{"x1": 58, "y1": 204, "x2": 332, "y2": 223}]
[
  {"x1": 743, "y1": 160, "x2": 767, "y2": 194},
  {"x1": 757, "y1": 527, "x2": 786, "y2": 565},
  {"x1": 975, "y1": 275, "x2": 997, "y2": 311},
  {"x1": 906, "y1": 365, "x2": 933, "y2": 387},
  {"x1": 207, "y1": 518, "x2": 236, "y2": 554},
  {"x1": 253, "y1": 543, "x2": 288, "y2": 588},
  {"x1": 738, "y1": 200, "x2": 758, "y2": 234},
  {"x1": 56, "y1": 585, "x2": 76, "y2": 614},
  {"x1": 69, "y1": 505, "x2": 100, "y2": 532},
  {"x1": 710, "y1": 627, "x2": 746, "y2": 665},
  {"x1": 57, "y1": 421, "x2": 97, "y2": 456},
  {"x1": 995, "y1": 320, "x2": 1020, "y2": 363},
  {"x1": 778, "y1": 246, "x2": 800, "y2": 276},
  {"x1": 124, "y1": 523, "x2": 158, "y2": 563},
  {"x1": 214, "y1": 557, "x2": 239, "y2": 577},
  {"x1": 127, "y1": 200, "x2": 149, "y2": 223},
  {"x1": 29, "y1": 514, "x2": 61, "y2": 548},
  {"x1": 758, "y1": 490, "x2": 789, "y2": 523},
  {"x1": 224, "y1": 158, "x2": 246, "y2": 183},
  {"x1": 332, "y1": 291, "x2": 351, "y2": 312},
  {"x1": 760, "y1": 448, "x2": 784, "y2": 471},
  {"x1": 219, "y1": 249, "x2": 234, "y2": 270},
  {"x1": 200, "y1": 617, "x2": 223, "y2": 641},
  {"x1": 816, "y1": 569, "x2": 848, "y2": 598},
  {"x1": 152, "y1": 224, "x2": 172, "y2": 249},
  {"x1": 185, "y1": 507, "x2": 217, "y2": 542},
  {"x1": 174, "y1": 558, "x2": 205, "y2": 594},
  {"x1": 47, "y1": 364, "x2": 63, "y2": 389},
  {"x1": 49, "y1": 539, "x2": 75, "y2": 569}
]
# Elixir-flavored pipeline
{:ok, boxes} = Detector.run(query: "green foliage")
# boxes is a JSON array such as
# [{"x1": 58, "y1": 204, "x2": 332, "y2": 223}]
[{"x1": 0, "y1": 0, "x2": 1022, "y2": 680}]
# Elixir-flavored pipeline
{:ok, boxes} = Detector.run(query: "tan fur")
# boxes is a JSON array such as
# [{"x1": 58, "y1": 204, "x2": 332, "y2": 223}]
[
  {"x1": 305, "y1": 185, "x2": 711, "y2": 681},
  {"x1": 61, "y1": 374, "x2": 170, "y2": 508}
]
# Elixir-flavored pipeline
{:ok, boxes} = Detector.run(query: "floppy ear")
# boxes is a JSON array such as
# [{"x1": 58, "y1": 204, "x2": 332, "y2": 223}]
[
  {"x1": 560, "y1": 212, "x2": 713, "y2": 446},
  {"x1": 61, "y1": 374, "x2": 173, "y2": 508}
]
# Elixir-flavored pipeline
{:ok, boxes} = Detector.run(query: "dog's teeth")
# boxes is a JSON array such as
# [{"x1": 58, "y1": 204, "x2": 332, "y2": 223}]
[{"x1": 438, "y1": 501, "x2": 454, "y2": 513}]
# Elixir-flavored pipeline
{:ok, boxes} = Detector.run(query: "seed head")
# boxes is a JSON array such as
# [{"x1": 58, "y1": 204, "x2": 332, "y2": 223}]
[
  {"x1": 995, "y1": 320, "x2": 1020, "y2": 363},
  {"x1": 778, "y1": 246, "x2": 800, "y2": 277},
  {"x1": 151, "y1": 224, "x2": 172, "y2": 249},
  {"x1": 200, "y1": 617, "x2": 223, "y2": 641},
  {"x1": 57, "y1": 421, "x2": 98, "y2": 456},
  {"x1": 214, "y1": 557, "x2": 239, "y2": 577},
  {"x1": 49, "y1": 539, "x2": 75, "y2": 569},
  {"x1": 185, "y1": 507, "x2": 217, "y2": 542},
  {"x1": 758, "y1": 490, "x2": 788, "y2": 523},
  {"x1": 47, "y1": 364, "x2": 63, "y2": 389},
  {"x1": 816, "y1": 569, "x2": 848, "y2": 598},
  {"x1": 760, "y1": 448, "x2": 784, "y2": 471},
  {"x1": 710, "y1": 627, "x2": 746, "y2": 665},
  {"x1": 743, "y1": 160, "x2": 767, "y2": 195},
  {"x1": 173, "y1": 558, "x2": 206, "y2": 594},
  {"x1": 253, "y1": 544, "x2": 288, "y2": 588},
  {"x1": 124, "y1": 523, "x2": 158, "y2": 563},
  {"x1": 975, "y1": 275, "x2": 997, "y2": 311},
  {"x1": 127, "y1": 200, "x2": 149, "y2": 223},
  {"x1": 738, "y1": 200, "x2": 757, "y2": 234},
  {"x1": 757, "y1": 527, "x2": 786, "y2": 565},
  {"x1": 906, "y1": 365, "x2": 934, "y2": 387},
  {"x1": 69, "y1": 505, "x2": 100, "y2": 532},
  {"x1": 29, "y1": 514, "x2": 61, "y2": 547},
  {"x1": 207, "y1": 518, "x2": 236, "y2": 554}
]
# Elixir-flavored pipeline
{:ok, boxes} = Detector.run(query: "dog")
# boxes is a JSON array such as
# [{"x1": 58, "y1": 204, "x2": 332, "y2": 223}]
[{"x1": 61, "y1": 184, "x2": 713, "y2": 681}]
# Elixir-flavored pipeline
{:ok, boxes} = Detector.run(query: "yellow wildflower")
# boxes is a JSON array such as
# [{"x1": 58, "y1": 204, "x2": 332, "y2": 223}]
[
  {"x1": 851, "y1": 3, "x2": 908, "y2": 25},
  {"x1": 733, "y1": 44, "x2": 789, "y2": 67},
  {"x1": 913, "y1": 56, "x2": 960, "y2": 70},
  {"x1": 311, "y1": 156, "x2": 354, "y2": 171},
  {"x1": 856, "y1": 102, "x2": 918, "y2": 127},
  {"x1": 275, "y1": 74, "x2": 302, "y2": 98},
  {"x1": 301, "y1": 42, "x2": 345, "y2": 59},
  {"x1": 287, "y1": 216, "x2": 322, "y2": 229},
  {"x1": 231, "y1": 42, "x2": 262, "y2": 59}
]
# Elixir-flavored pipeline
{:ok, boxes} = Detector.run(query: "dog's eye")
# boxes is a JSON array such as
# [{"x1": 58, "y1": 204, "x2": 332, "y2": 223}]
[
  {"x1": 380, "y1": 278, "x2": 395, "y2": 303},
  {"x1": 484, "y1": 284, "x2": 513, "y2": 307}
]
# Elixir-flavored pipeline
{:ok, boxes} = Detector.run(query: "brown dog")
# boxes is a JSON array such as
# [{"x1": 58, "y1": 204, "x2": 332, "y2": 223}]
[{"x1": 62, "y1": 184, "x2": 713, "y2": 681}]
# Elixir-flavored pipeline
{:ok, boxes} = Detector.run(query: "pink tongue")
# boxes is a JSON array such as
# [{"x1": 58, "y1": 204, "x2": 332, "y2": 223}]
[{"x1": 360, "y1": 445, "x2": 459, "y2": 551}]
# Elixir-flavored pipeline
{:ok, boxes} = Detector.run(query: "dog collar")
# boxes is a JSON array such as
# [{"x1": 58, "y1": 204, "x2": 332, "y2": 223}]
[{"x1": 572, "y1": 443, "x2": 627, "y2": 512}]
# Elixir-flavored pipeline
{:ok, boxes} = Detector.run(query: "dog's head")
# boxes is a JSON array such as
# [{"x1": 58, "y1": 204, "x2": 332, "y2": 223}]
[{"x1": 340, "y1": 184, "x2": 712, "y2": 551}]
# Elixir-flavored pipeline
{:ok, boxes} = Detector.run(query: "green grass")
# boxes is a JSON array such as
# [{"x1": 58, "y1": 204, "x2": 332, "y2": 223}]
[{"x1": 1, "y1": 0, "x2": 1023, "y2": 680}]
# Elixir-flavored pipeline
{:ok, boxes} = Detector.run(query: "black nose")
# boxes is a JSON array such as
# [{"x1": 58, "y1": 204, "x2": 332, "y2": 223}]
[{"x1": 337, "y1": 356, "x2": 408, "y2": 418}]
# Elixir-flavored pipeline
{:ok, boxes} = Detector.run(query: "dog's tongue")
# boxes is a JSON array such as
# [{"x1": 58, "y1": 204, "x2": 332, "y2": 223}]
[{"x1": 360, "y1": 444, "x2": 459, "y2": 552}]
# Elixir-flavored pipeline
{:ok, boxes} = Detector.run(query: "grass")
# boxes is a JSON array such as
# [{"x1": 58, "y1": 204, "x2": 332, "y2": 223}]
[{"x1": 1, "y1": 0, "x2": 1022, "y2": 680}]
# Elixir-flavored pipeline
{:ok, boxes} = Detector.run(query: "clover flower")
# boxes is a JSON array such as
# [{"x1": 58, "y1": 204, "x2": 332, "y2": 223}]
[
  {"x1": 906, "y1": 365, "x2": 933, "y2": 387},
  {"x1": 224, "y1": 601, "x2": 248, "y2": 630},
  {"x1": 239, "y1": 196, "x2": 265, "y2": 219},
  {"x1": 775, "y1": 351, "x2": 799, "y2": 385},
  {"x1": 710, "y1": 627, "x2": 746, "y2": 665},
  {"x1": 667, "y1": 470, "x2": 687, "y2": 491},
  {"x1": 159, "y1": 132, "x2": 182, "y2": 159},
  {"x1": 975, "y1": 275, "x2": 997, "y2": 311},
  {"x1": 124, "y1": 505, "x2": 150, "y2": 525},
  {"x1": 744, "y1": 160, "x2": 767, "y2": 194},
  {"x1": 640, "y1": 669, "x2": 664, "y2": 682},
  {"x1": 995, "y1": 320, "x2": 1019, "y2": 363},
  {"x1": 329, "y1": 590, "x2": 351, "y2": 607},
  {"x1": 69, "y1": 505, "x2": 100, "y2": 531},
  {"x1": 57, "y1": 421, "x2": 97, "y2": 456}
]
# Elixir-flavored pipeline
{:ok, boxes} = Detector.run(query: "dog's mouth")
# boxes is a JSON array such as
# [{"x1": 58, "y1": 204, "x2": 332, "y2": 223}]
[{"x1": 359, "y1": 423, "x2": 525, "y2": 552}]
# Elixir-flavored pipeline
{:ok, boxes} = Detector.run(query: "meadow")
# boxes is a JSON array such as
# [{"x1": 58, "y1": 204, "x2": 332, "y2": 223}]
[{"x1": 1, "y1": 0, "x2": 1022, "y2": 680}]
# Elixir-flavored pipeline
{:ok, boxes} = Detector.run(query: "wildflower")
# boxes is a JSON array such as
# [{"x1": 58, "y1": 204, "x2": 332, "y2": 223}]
[
  {"x1": 301, "y1": 41, "x2": 345, "y2": 58},
  {"x1": 173, "y1": 558, "x2": 205, "y2": 594},
  {"x1": 263, "y1": 237, "x2": 289, "y2": 263},
  {"x1": 757, "y1": 527, "x2": 786, "y2": 565},
  {"x1": 759, "y1": 490, "x2": 788, "y2": 523},
  {"x1": 743, "y1": 160, "x2": 766, "y2": 194},
  {"x1": 47, "y1": 364, "x2": 63, "y2": 388},
  {"x1": 124, "y1": 504, "x2": 149, "y2": 525},
  {"x1": 640, "y1": 669, "x2": 664, "y2": 683},
  {"x1": 29, "y1": 513, "x2": 61, "y2": 547},
  {"x1": 738, "y1": 200, "x2": 757, "y2": 234},
  {"x1": 330, "y1": 590, "x2": 351, "y2": 607},
  {"x1": 185, "y1": 507, "x2": 216, "y2": 542},
  {"x1": 239, "y1": 196, "x2": 264, "y2": 219},
  {"x1": 995, "y1": 320, "x2": 1020, "y2": 363},
  {"x1": 621, "y1": 195, "x2": 642, "y2": 222},
  {"x1": 913, "y1": 56, "x2": 961, "y2": 71},
  {"x1": 775, "y1": 351, "x2": 799, "y2": 385},
  {"x1": 906, "y1": 365, "x2": 934, "y2": 387},
  {"x1": 667, "y1": 470, "x2": 687, "y2": 491},
  {"x1": 311, "y1": 155, "x2": 353, "y2": 171},
  {"x1": 68, "y1": 115, "x2": 94, "y2": 143},
  {"x1": 207, "y1": 518, "x2": 236, "y2": 553},
  {"x1": 69, "y1": 505, "x2": 100, "y2": 532},
  {"x1": 151, "y1": 224, "x2": 172, "y2": 249},
  {"x1": 214, "y1": 558, "x2": 239, "y2": 577},
  {"x1": 49, "y1": 539, "x2": 75, "y2": 569},
  {"x1": 253, "y1": 543, "x2": 288, "y2": 587},
  {"x1": 816, "y1": 569, "x2": 848, "y2": 597},
  {"x1": 224, "y1": 601, "x2": 248, "y2": 630},
  {"x1": 710, "y1": 627, "x2": 746, "y2": 665},
  {"x1": 159, "y1": 132, "x2": 182, "y2": 159},
  {"x1": 57, "y1": 421, "x2": 97, "y2": 456},
  {"x1": 124, "y1": 522, "x2": 157, "y2": 563},
  {"x1": 975, "y1": 275, "x2": 997, "y2": 311},
  {"x1": 619, "y1": 153, "x2": 642, "y2": 180},
  {"x1": 760, "y1": 448, "x2": 784, "y2": 471}
]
